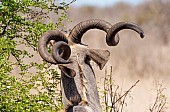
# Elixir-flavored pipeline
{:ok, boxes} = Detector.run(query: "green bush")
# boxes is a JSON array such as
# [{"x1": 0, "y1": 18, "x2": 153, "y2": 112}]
[
  {"x1": 0, "y1": 73, "x2": 59, "y2": 111},
  {"x1": 0, "y1": 0, "x2": 75, "y2": 111}
]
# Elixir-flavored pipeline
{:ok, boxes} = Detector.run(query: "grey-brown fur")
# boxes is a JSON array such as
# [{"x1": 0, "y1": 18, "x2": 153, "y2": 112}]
[
  {"x1": 38, "y1": 19, "x2": 144, "y2": 112},
  {"x1": 59, "y1": 44, "x2": 110, "y2": 112}
]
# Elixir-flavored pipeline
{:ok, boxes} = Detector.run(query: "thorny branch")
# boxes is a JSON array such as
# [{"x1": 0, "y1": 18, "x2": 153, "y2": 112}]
[
  {"x1": 149, "y1": 81, "x2": 167, "y2": 112},
  {"x1": 63, "y1": 0, "x2": 76, "y2": 7},
  {"x1": 111, "y1": 80, "x2": 140, "y2": 108},
  {"x1": 103, "y1": 66, "x2": 140, "y2": 112}
]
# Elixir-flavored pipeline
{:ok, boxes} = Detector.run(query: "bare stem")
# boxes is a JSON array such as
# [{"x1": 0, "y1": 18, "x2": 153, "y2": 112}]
[{"x1": 111, "y1": 80, "x2": 140, "y2": 109}]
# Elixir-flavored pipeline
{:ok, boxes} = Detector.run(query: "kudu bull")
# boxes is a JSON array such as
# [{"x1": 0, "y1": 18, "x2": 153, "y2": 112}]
[{"x1": 38, "y1": 19, "x2": 144, "y2": 112}]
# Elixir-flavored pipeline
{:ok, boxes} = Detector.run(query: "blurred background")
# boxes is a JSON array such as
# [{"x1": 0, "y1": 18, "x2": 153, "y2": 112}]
[
  {"x1": 60, "y1": 0, "x2": 170, "y2": 111},
  {"x1": 10, "y1": 0, "x2": 169, "y2": 111}
]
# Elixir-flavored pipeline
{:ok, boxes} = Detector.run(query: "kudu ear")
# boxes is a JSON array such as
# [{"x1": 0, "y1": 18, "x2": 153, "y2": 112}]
[
  {"x1": 87, "y1": 49, "x2": 110, "y2": 70},
  {"x1": 58, "y1": 61, "x2": 79, "y2": 78},
  {"x1": 58, "y1": 65, "x2": 76, "y2": 78}
]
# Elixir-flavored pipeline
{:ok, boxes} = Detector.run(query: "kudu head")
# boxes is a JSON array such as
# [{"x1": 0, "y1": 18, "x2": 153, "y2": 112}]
[{"x1": 38, "y1": 19, "x2": 144, "y2": 112}]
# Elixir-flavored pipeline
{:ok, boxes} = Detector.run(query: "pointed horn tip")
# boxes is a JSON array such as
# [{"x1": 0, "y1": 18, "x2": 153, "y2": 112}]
[
  {"x1": 107, "y1": 40, "x2": 119, "y2": 46},
  {"x1": 108, "y1": 43, "x2": 118, "y2": 46},
  {"x1": 80, "y1": 42, "x2": 88, "y2": 46},
  {"x1": 140, "y1": 32, "x2": 145, "y2": 39}
]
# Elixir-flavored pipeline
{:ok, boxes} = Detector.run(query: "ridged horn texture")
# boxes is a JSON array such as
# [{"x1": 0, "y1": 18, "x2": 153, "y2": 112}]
[
  {"x1": 38, "y1": 30, "x2": 71, "y2": 64},
  {"x1": 68, "y1": 19, "x2": 112, "y2": 44},
  {"x1": 52, "y1": 41, "x2": 71, "y2": 64},
  {"x1": 106, "y1": 22, "x2": 145, "y2": 46}
]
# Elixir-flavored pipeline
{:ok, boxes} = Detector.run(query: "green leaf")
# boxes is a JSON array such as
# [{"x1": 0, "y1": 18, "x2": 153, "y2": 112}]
[{"x1": 0, "y1": 0, "x2": 75, "y2": 111}]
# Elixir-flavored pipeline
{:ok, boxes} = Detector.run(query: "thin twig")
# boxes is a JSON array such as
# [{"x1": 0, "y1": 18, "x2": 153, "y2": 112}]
[
  {"x1": 111, "y1": 80, "x2": 140, "y2": 108},
  {"x1": 158, "y1": 101, "x2": 166, "y2": 112},
  {"x1": 23, "y1": 37, "x2": 36, "y2": 50},
  {"x1": 0, "y1": 20, "x2": 11, "y2": 36},
  {"x1": 121, "y1": 91, "x2": 128, "y2": 112},
  {"x1": 104, "y1": 66, "x2": 108, "y2": 112},
  {"x1": 62, "y1": 0, "x2": 76, "y2": 7}
]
